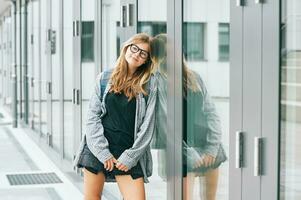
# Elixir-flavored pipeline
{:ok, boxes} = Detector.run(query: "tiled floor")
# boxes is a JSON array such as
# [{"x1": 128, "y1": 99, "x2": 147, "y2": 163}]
[{"x1": 0, "y1": 109, "x2": 83, "y2": 200}]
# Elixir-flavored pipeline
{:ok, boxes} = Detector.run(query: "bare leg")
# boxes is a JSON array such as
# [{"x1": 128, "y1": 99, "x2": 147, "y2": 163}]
[
  {"x1": 115, "y1": 175, "x2": 145, "y2": 200},
  {"x1": 83, "y1": 168, "x2": 105, "y2": 200},
  {"x1": 183, "y1": 173, "x2": 196, "y2": 200},
  {"x1": 203, "y1": 168, "x2": 219, "y2": 200}
]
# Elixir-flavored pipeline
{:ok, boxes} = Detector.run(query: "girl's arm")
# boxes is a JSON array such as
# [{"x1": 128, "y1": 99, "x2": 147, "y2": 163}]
[{"x1": 85, "y1": 73, "x2": 113, "y2": 164}]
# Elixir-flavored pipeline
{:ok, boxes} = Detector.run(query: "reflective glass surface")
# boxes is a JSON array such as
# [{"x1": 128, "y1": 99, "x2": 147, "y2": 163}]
[{"x1": 280, "y1": 0, "x2": 301, "y2": 199}]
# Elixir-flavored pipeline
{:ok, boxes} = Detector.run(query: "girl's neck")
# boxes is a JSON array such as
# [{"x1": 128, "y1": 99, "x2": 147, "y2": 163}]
[{"x1": 127, "y1": 66, "x2": 136, "y2": 77}]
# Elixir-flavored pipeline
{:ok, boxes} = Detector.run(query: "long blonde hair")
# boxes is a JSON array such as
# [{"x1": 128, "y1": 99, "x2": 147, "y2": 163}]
[{"x1": 109, "y1": 33, "x2": 153, "y2": 100}]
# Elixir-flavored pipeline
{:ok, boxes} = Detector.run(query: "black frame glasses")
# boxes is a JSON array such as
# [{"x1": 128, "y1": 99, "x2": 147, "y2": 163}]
[{"x1": 129, "y1": 44, "x2": 149, "y2": 59}]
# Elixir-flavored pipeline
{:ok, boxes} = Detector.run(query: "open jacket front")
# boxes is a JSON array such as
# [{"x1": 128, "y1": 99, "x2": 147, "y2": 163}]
[{"x1": 74, "y1": 68, "x2": 158, "y2": 183}]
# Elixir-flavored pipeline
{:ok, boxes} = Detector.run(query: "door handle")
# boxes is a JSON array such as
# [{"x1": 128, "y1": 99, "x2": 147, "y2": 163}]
[
  {"x1": 254, "y1": 137, "x2": 263, "y2": 176},
  {"x1": 236, "y1": 0, "x2": 243, "y2": 6},
  {"x1": 255, "y1": 0, "x2": 263, "y2": 4},
  {"x1": 72, "y1": 88, "x2": 76, "y2": 104},
  {"x1": 76, "y1": 89, "x2": 80, "y2": 105},
  {"x1": 235, "y1": 131, "x2": 244, "y2": 168},
  {"x1": 126, "y1": 4, "x2": 134, "y2": 27},
  {"x1": 120, "y1": 5, "x2": 127, "y2": 27}
]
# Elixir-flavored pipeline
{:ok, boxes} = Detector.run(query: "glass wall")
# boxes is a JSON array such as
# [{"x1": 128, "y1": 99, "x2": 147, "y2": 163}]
[
  {"x1": 32, "y1": 0, "x2": 41, "y2": 131},
  {"x1": 28, "y1": 1, "x2": 33, "y2": 127},
  {"x1": 101, "y1": 0, "x2": 120, "y2": 71},
  {"x1": 183, "y1": 0, "x2": 229, "y2": 199},
  {"x1": 100, "y1": 0, "x2": 121, "y2": 196},
  {"x1": 280, "y1": 0, "x2": 301, "y2": 199},
  {"x1": 63, "y1": 0, "x2": 74, "y2": 161},
  {"x1": 0, "y1": 14, "x2": 12, "y2": 107},
  {"x1": 138, "y1": 0, "x2": 167, "y2": 199},
  {"x1": 40, "y1": 0, "x2": 47, "y2": 135},
  {"x1": 51, "y1": 0, "x2": 61, "y2": 152},
  {"x1": 81, "y1": 0, "x2": 97, "y2": 138}
]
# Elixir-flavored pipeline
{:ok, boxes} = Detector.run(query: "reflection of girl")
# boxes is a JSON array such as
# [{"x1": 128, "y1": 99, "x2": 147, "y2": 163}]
[
  {"x1": 74, "y1": 33, "x2": 157, "y2": 200},
  {"x1": 151, "y1": 34, "x2": 227, "y2": 200}
]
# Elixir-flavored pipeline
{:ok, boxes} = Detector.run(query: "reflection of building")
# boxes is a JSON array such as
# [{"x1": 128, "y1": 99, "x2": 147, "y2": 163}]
[{"x1": 0, "y1": 0, "x2": 300, "y2": 199}]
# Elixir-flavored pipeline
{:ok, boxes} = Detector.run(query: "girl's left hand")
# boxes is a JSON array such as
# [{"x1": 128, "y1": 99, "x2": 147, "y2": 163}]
[{"x1": 115, "y1": 162, "x2": 129, "y2": 172}]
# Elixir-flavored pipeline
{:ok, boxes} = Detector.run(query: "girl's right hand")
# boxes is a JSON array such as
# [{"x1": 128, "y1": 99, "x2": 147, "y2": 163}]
[{"x1": 104, "y1": 157, "x2": 117, "y2": 171}]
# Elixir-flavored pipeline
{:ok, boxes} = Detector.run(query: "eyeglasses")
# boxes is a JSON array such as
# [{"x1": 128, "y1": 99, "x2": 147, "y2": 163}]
[{"x1": 129, "y1": 44, "x2": 149, "y2": 59}]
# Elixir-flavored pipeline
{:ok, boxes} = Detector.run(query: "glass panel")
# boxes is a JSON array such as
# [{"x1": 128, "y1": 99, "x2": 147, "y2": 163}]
[
  {"x1": 63, "y1": 0, "x2": 74, "y2": 160},
  {"x1": 20, "y1": 6, "x2": 25, "y2": 119},
  {"x1": 280, "y1": 0, "x2": 301, "y2": 199},
  {"x1": 218, "y1": 23, "x2": 229, "y2": 61},
  {"x1": 51, "y1": 0, "x2": 61, "y2": 151},
  {"x1": 138, "y1": 0, "x2": 167, "y2": 199},
  {"x1": 183, "y1": 1, "x2": 229, "y2": 199},
  {"x1": 32, "y1": 0, "x2": 40, "y2": 131},
  {"x1": 1, "y1": 15, "x2": 12, "y2": 107},
  {"x1": 101, "y1": 0, "x2": 120, "y2": 71},
  {"x1": 27, "y1": 2, "x2": 33, "y2": 125},
  {"x1": 40, "y1": 0, "x2": 47, "y2": 135},
  {"x1": 183, "y1": 22, "x2": 205, "y2": 61},
  {"x1": 81, "y1": 0, "x2": 96, "y2": 137}
]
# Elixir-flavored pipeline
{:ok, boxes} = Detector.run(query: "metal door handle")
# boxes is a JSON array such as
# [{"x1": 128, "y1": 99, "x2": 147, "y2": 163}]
[
  {"x1": 255, "y1": 0, "x2": 263, "y2": 4},
  {"x1": 126, "y1": 4, "x2": 134, "y2": 27},
  {"x1": 236, "y1": 0, "x2": 243, "y2": 6},
  {"x1": 120, "y1": 5, "x2": 127, "y2": 27},
  {"x1": 76, "y1": 21, "x2": 80, "y2": 36},
  {"x1": 73, "y1": 21, "x2": 75, "y2": 36},
  {"x1": 76, "y1": 89, "x2": 80, "y2": 105},
  {"x1": 46, "y1": 82, "x2": 52, "y2": 94},
  {"x1": 254, "y1": 137, "x2": 263, "y2": 176},
  {"x1": 72, "y1": 88, "x2": 76, "y2": 104},
  {"x1": 235, "y1": 131, "x2": 244, "y2": 168}
]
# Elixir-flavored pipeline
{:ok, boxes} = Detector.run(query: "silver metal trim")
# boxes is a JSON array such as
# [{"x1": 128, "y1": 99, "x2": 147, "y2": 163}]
[
  {"x1": 254, "y1": 137, "x2": 263, "y2": 176},
  {"x1": 235, "y1": 131, "x2": 244, "y2": 168}
]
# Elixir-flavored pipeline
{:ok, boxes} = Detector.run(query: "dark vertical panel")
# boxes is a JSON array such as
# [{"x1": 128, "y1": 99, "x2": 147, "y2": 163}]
[
  {"x1": 229, "y1": 1, "x2": 243, "y2": 199},
  {"x1": 262, "y1": 0, "x2": 279, "y2": 199}
]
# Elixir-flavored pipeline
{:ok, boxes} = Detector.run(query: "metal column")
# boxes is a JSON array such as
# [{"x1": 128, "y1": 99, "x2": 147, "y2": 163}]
[
  {"x1": 11, "y1": 0, "x2": 18, "y2": 127},
  {"x1": 23, "y1": 0, "x2": 29, "y2": 124}
]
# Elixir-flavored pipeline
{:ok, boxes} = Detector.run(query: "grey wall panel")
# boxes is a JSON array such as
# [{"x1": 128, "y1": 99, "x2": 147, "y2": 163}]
[
  {"x1": 229, "y1": 1, "x2": 243, "y2": 199},
  {"x1": 167, "y1": 0, "x2": 176, "y2": 199},
  {"x1": 242, "y1": 1, "x2": 262, "y2": 200},
  {"x1": 174, "y1": 0, "x2": 182, "y2": 199},
  {"x1": 262, "y1": 0, "x2": 280, "y2": 199}
]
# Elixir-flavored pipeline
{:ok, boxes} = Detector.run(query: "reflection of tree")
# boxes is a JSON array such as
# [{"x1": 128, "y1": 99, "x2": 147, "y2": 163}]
[{"x1": 151, "y1": 34, "x2": 227, "y2": 199}]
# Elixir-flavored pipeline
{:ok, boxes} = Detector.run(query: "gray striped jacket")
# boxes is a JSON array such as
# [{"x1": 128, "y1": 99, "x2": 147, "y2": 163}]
[{"x1": 73, "y1": 68, "x2": 158, "y2": 183}]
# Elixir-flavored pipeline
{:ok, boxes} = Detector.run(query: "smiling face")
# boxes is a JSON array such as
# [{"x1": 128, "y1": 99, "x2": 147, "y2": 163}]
[{"x1": 125, "y1": 42, "x2": 150, "y2": 73}]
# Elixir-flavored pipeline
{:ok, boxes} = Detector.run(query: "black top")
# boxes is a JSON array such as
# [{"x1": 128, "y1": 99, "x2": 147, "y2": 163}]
[{"x1": 102, "y1": 92, "x2": 136, "y2": 158}]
